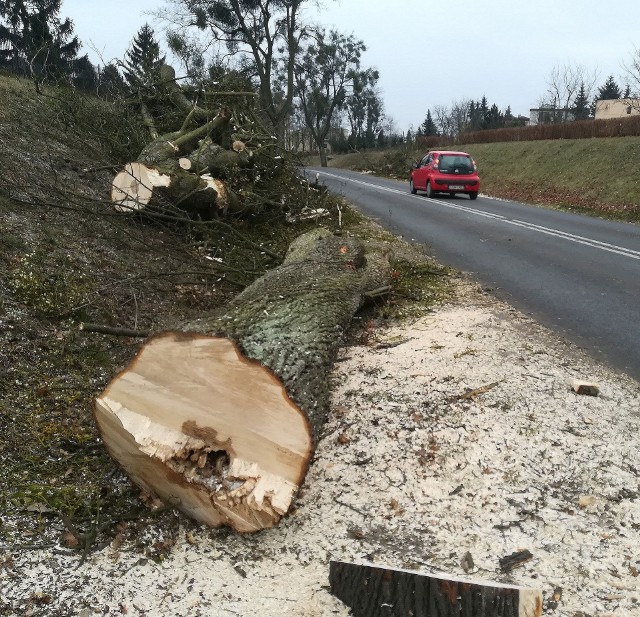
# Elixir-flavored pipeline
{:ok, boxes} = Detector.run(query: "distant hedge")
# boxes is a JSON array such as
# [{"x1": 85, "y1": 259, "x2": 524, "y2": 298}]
[
  {"x1": 416, "y1": 115, "x2": 640, "y2": 148},
  {"x1": 460, "y1": 115, "x2": 640, "y2": 144}
]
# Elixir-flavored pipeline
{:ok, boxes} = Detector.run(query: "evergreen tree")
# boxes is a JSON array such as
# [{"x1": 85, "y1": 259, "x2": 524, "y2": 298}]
[
  {"x1": 571, "y1": 82, "x2": 590, "y2": 120},
  {"x1": 479, "y1": 96, "x2": 489, "y2": 129},
  {"x1": 420, "y1": 109, "x2": 437, "y2": 136},
  {"x1": 597, "y1": 75, "x2": 622, "y2": 100},
  {"x1": 624, "y1": 84, "x2": 631, "y2": 99},
  {"x1": 72, "y1": 53, "x2": 97, "y2": 91},
  {"x1": 0, "y1": 0, "x2": 80, "y2": 81},
  {"x1": 123, "y1": 24, "x2": 166, "y2": 89},
  {"x1": 486, "y1": 103, "x2": 503, "y2": 129},
  {"x1": 468, "y1": 100, "x2": 482, "y2": 131},
  {"x1": 0, "y1": 0, "x2": 28, "y2": 73},
  {"x1": 97, "y1": 62, "x2": 127, "y2": 100}
]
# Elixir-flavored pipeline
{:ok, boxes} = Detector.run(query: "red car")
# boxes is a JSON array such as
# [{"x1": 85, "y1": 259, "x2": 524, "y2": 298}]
[{"x1": 409, "y1": 150, "x2": 480, "y2": 200}]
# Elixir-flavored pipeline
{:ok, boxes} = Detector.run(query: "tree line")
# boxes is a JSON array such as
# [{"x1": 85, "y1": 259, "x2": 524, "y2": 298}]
[
  {"x1": 0, "y1": 0, "x2": 393, "y2": 166},
  {"x1": 5, "y1": 2, "x2": 640, "y2": 157},
  {"x1": 414, "y1": 60, "x2": 640, "y2": 143}
]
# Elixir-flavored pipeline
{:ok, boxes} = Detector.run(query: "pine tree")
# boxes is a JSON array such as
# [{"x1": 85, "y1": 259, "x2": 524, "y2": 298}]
[
  {"x1": 624, "y1": 84, "x2": 631, "y2": 99},
  {"x1": 420, "y1": 109, "x2": 437, "y2": 136},
  {"x1": 123, "y1": 24, "x2": 166, "y2": 89},
  {"x1": 571, "y1": 82, "x2": 590, "y2": 120},
  {"x1": 479, "y1": 96, "x2": 489, "y2": 129},
  {"x1": 597, "y1": 75, "x2": 622, "y2": 100},
  {"x1": 0, "y1": 0, "x2": 80, "y2": 80},
  {"x1": 486, "y1": 103, "x2": 503, "y2": 129},
  {"x1": 0, "y1": 0, "x2": 28, "y2": 73},
  {"x1": 97, "y1": 62, "x2": 127, "y2": 100}
]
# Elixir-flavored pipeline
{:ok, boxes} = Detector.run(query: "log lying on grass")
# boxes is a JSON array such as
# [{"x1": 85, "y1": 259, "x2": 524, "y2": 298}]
[
  {"x1": 94, "y1": 229, "x2": 390, "y2": 532},
  {"x1": 111, "y1": 162, "x2": 230, "y2": 214},
  {"x1": 111, "y1": 108, "x2": 237, "y2": 215}
]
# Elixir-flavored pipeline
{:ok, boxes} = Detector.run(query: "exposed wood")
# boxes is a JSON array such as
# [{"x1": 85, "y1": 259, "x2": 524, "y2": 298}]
[
  {"x1": 570, "y1": 379, "x2": 600, "y2": 396},
  {"x1": 94, "y1": 229, "x2": 390, "y2": 532},
  {"x1": 329, "y1": 560, "x2": 543, "y2": 617},
  {"x1": 95, "y1": 335, "x2": 311, "y2": 531},
  {"x1": 110, "y1": 161, "x2": 228, "y2": 215}
]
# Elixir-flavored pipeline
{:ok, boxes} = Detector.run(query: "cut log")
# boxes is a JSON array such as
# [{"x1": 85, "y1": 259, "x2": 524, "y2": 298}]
[
  {"x1": 94, "y1": 229, "x2": 390, "y2": 532},
  {"x1": 329, "y1": 560, "x2": 543, "y2": 617},
  {"x1": 111, "y1": 109, "x2": 235, "y2": 215},
  {"x1": 111, "y1": 162, "x2": 229, "y2": 214},
  {"x1": 177, "y1": 139, "x2": 253, "y2": 177}
]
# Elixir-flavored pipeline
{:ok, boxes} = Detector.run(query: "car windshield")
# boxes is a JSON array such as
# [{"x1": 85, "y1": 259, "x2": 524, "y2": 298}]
[{"x1": 438, "y1": 155, "x2": 474, "y2": 174}]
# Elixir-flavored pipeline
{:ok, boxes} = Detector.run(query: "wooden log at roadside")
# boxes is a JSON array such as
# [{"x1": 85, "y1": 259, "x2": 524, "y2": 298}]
[
  {"x1": 111, "y1": 161, "x2": 230, "y2": 215},
  {"x1": 94, "y1": 229, "x2": 390, "y2": 532},
  {"x1": 329, "y1": 561, "x2": 543, "y2": 617},
  {"x1": 178, "y1": 138, "x2": 252, "y2": 177},
  {"x1": 110, "y1": 111, "x2": 235, "y2": 215}
]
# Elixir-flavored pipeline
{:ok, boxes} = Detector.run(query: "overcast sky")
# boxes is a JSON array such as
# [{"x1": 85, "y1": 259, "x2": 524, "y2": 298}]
[{"x1": 63, "y1": 0, "x2": 640, "y2": 132}]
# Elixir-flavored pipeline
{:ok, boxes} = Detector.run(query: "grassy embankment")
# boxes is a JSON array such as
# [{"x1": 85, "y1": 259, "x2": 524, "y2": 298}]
[
  {"x1": 316, "y1": 138, "x2": 640, "y2": 222},
  {"x1": 0, "y1": 74, "x2": 453, "y2": 549}
]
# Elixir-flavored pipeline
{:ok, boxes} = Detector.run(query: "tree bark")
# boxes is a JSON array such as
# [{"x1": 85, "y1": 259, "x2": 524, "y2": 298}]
[
  {"x1": 329, "y1": 561, "x2": 543, "y2": 617},
  {"x1": 110, "y1": 109, "x2": 237, "y2": 215},
  {"x1": 94, "y1": 229, "x2": 390, "y2": 532}
]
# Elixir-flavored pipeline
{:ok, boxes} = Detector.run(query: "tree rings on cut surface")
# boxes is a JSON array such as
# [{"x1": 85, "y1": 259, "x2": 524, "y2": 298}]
[{"x1": 94, "y1": 333, "x2": 313, "y2": 532}]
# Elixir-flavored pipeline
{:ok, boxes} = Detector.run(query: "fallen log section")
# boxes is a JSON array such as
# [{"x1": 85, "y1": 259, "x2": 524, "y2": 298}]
[
  {"x1": 110, "y1": 110, "x2": 236, "y2": 216},
  {"x1": 329, "y1": 560, "x2": 543, "y2": 617},
  {"x1": 95, "y1": 229, "x2": 389, "y2": 532}
]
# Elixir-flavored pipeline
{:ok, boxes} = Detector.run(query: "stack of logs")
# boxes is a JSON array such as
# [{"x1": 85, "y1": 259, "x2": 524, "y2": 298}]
[{"x1": 111, "y1": 65, "x2": 254, "y2": 217}]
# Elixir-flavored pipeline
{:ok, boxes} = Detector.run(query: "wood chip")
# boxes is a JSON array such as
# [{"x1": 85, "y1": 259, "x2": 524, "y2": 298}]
[
  {"x1": 499, "y1": 549, "x2": 534, "y2": 572},
  {"x1": 570, "y1": 380, "x2": 600, "y2": 396}
]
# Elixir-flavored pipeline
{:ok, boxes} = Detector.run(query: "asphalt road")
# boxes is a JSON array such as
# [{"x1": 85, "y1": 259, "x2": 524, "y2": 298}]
[{"x1": 306, "y1": 167, "x2": 640, "y2": 381}]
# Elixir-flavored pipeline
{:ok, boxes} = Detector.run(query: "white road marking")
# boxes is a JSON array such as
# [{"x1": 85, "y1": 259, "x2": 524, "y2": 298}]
[{"x1": 316, "y1": 170, "x2": 640, "y2": 262}]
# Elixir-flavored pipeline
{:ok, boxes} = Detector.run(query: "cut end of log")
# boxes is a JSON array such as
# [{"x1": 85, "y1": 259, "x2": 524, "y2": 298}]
[
  {"x1": 111, "y1": 162, "x2": 171, "y2": 212},
  {"x1": 94, "y1": 333, "x2": 313, "y2": 532},
  {"x1": 200, "y1": 174, "x2": 229, "y2": 211}
]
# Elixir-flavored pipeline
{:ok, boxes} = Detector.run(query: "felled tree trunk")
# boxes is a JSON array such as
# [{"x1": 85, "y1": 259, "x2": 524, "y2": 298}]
[
  {"x1": 111, "y1": 161, "x2": 230, "y2": 214},
  {"x1": 94, "y1": 229, "x2": 390, "y2": 532},
  {"x1": 111, "y1": 110, "x2": 236, "y2": 215}
]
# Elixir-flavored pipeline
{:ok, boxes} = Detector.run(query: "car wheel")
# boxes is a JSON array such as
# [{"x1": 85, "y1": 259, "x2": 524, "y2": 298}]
[
  {"x1": 469, "y1": 191, "x2": 478, "y2": 200},
  {"x1": 410, "y1": 179, "x2": 417, "y2": 194},
  {"x1": 425, "y1": 181, "x2": 434, "y2": 198}
]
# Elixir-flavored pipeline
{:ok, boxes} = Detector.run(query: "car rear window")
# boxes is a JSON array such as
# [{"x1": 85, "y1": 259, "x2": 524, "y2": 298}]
[{"x1": 438, "y1": 155, "x2": 474, "y2": 173}]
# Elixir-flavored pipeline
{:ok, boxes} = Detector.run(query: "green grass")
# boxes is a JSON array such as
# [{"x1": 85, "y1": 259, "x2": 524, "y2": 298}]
[{"x1": 321, "y1": 137, "x2": 640, "y2": 222}]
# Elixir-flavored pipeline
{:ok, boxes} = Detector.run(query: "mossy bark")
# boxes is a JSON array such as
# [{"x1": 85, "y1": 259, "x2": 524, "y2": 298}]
[
  {"x1": 182, "y1": 228, "x2": 390, "y2": 441},
  {"x1": 94, "y1": 229, "x2": 390, "y2": 531}
]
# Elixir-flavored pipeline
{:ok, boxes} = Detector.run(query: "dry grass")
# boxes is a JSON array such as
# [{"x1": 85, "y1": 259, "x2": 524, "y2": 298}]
[{"x1": 322, "y1": 137, "x2": 640, "y2": 222}]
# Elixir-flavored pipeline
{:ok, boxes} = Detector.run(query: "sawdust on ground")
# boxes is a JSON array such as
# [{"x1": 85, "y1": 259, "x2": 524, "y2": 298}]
[{"x1": 2, "y1": 281, "x2": 640, "y2": 617}]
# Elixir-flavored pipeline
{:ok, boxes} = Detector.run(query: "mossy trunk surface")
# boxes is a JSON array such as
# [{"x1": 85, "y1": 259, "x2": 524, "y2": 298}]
[
  {"x1": 182, "y1": 228, "x2": 390, "y2": 440},
  {"x1": 94, "y1": 228, "x2": 390, "y2": 531}
]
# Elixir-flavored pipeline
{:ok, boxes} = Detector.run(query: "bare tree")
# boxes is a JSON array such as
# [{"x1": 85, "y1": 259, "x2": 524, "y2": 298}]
[
  {"x1": 542, "y1": 62, "x2": 598, "y2": 122},
  {"x1": 432, "y1": 104, "x2": 454, "y2": 138},
  {"x1": 159, "y1": 0, "x2": 317, "y2": 141},
  {"x1": 622, "y1": 46, "x2": 640, "y2": 111},
  {"x1": 450, "y1": 98, "x2": 472, "y2": 136}
]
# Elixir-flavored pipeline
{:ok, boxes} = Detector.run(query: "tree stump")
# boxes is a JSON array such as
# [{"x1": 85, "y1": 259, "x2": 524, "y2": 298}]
[{"x1": 94, "y1": 229, "x2": 390, "y2": 532}]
